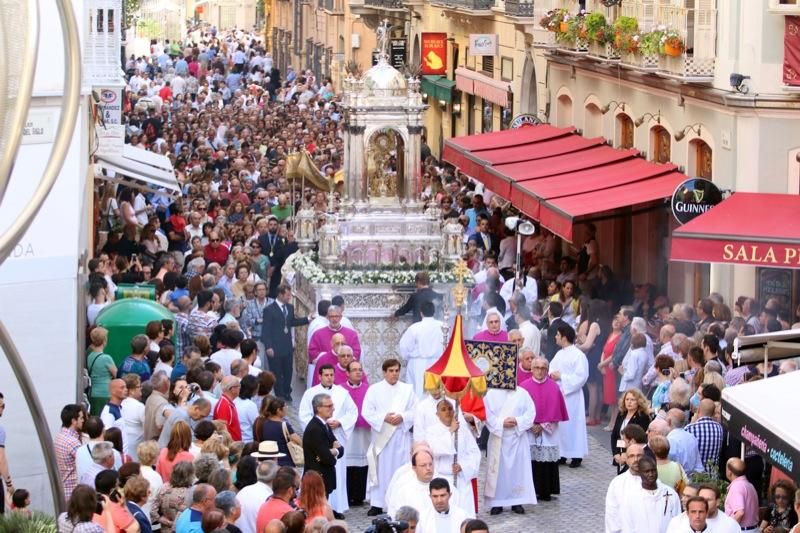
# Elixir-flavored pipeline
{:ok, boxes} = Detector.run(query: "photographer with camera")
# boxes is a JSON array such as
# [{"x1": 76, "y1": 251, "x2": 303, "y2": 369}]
[
  {"x1": 95, "y1": 469, "x2": 140, "y2": 532},
  {"x1": 57, "y1": 484, "x2": 115, "y2": 533},
  {"x1": 156, "y1": 398, "x2": 212, "y2": 449}
]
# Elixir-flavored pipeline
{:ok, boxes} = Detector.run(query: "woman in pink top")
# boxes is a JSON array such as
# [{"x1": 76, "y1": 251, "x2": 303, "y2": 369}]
[{"x1": 156, "y1": 420, "x2": 194, "y2": 482}]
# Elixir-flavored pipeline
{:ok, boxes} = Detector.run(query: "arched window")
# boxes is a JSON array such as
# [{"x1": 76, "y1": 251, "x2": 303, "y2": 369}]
[
  {"x1": 650, "y1": 125, "x2": 671, "y2": 163},
  {"x1": 688, "y1": 139, "x2": 713, "y2": 179},
  {"x1": 556, "y1": 94, "x2": 573, "y2": 128},
  {"x1": 584, "y1": 103, "x2": 603, "y2": 138},
  {"x1": 616, "y1": 114, "x2": 634, "y2": 149}
]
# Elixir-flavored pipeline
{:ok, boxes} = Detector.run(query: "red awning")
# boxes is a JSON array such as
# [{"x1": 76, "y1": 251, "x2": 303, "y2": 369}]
[
  {"x1": 670, "y1": 192, "x2": 800, "y2": 268},
  {"x1": 442, "y1": 125, "x2": 688, "y2": 241},
  {"x1": 454, "y1": 67, "x2": 511, "y2": 108}
]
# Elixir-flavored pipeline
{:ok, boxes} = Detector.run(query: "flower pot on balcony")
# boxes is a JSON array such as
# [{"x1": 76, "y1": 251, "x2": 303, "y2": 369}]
[
  {"x1": 664, "y1": 42, "x2": 682, "y2": 57},
  {"x1": 560, "y1": 22, "x2": 569, "y2": 33}
]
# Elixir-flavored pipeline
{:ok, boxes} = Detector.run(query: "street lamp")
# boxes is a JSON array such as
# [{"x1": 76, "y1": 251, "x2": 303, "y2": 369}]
[
  {"x1": 505, "y1": 216, "x2": 536, "y2": 290},
  {"x1": 674, "y1": 123, "x2": 702, "y2": 142}
]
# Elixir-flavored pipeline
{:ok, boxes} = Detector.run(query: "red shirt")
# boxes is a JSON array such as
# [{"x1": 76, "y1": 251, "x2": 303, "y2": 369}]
[
  {"x1": 159, "y1": 86, "x2": 173, "y2": 101},
  {"x1": 203, "y1": 243, "x2": 230, "y2": 265},
  {"x1": 213, "y1": 394, "x2": 242, "y2": 441},
  {"x1": 255, "y1": 497, "x2": 294, "y2": 533}
]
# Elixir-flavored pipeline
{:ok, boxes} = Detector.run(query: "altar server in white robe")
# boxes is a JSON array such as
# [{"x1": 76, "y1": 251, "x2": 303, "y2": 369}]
[
  {"x1": 620, "y1": 457, "x2": 681, "y2": 533},
  {"x1": 549, "y1": 323, "x2": 589, "y2": 466},
  {"x1": 398, "y1": 301, "x2": 445, "y2": 398},
  {"x1": 385, "y1": 447, "x2": 437, "y2": 519},
  {"x1": 362, "y1": 358, "x2": 417, "y2": 516},
  {"x1": 483, "y1": 386, "x2": 537, "y2": 515},
  {"x1": 413, "y1": 389, "x2": 469, "y2": 444},
  {"x1": 419, "y1": 398, "x2": 479, "y2": 517},
  {"x1": 605, "y1": 443, "x2": 645, "y2": 533},
  {"x1": 417, "y1": 477, "x2": 470, "y2": 533},
  {"x1": 298, "y1": 363, "x2": 358, "y2": 514}
]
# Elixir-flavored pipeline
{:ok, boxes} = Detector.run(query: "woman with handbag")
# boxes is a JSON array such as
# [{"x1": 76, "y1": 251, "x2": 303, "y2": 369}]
[
  {"x1": 257, "y1": 398, "x2": 302, "y2": 467},
  {"x1": 86, "y1": 327, "x2": 117, "y2": 416}
]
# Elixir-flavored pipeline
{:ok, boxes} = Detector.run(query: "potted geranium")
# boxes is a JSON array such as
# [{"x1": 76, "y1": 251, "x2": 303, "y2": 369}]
[
  {"x1": 660, "y1": 28, "x2": 685, "y2": 56},
  {"x1": 613, "y1": 15, "x2": 639, "y2": 51},
  {"x1": 639, "y1": 27, "x2": 666, "y2": 57},
  {"x1": 584, "y1": 12, "x2": 607, "y2": 43},
  {"x1": 539, "y1": 8, "x2": 569, "y2": 33}
]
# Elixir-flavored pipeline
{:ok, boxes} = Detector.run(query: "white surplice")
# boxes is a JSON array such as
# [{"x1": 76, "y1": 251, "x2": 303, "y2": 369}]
[
  {"x1": 385, "y1": 466, "x2": 462, "y2": 520},
  {"x1": 549, "y1": 343, "x2": 589, "y2": 459},
  {"x1": 605, "y1": 471, "x2": 641, "y2": 533},
  {"x1": 398, "y1": 317, "x2": 446, "y2": 398},
  {"x1": 417, "y1": 503, "x2": 470, "y2": 533},
  {"x1": 483, "y1": 388, "x2": 536, "y2": 508},
  {"x1": 620, "y1": 481, "x2": 681, "y2": 533},
  {"x1": 362, "y1": 379, "x2": 417, "y2": 509},
  {"x1": 422, "y1": 414, "x2": 479, "y2": 518},
  {"x1": 298, "y1": 383, "x2": 357, "y2": 513}
]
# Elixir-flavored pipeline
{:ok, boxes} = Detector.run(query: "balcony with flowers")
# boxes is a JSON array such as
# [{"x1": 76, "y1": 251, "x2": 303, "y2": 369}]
[{"x1": 541, "y1": 0, "x2": 717, "y2": 84}]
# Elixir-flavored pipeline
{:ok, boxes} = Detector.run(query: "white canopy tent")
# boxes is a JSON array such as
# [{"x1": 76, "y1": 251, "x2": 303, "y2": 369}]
[
  {"x1": 731, "y1": 328, "x2": 800, "y2": 370},
  {"x1": 94, "y1": 144, "x2": 180, "y2": 197},
  {"x1": 721, "y1": 371, "x2": 800, "y2": 484}
]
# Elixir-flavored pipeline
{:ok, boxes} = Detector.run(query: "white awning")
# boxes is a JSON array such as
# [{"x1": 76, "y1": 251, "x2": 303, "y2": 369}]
[
  {"x1": 732, "y1": 328, "x2": 800, "y2": 365},
  {"x1": 95, "y1": 144, "x2": 181, "y2": 198}
]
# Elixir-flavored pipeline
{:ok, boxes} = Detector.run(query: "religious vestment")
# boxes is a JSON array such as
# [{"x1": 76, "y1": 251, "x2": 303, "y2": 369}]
[
  {"x1": 519, "y1": 376, "x2": 569, "y2": 500},
  {"x1": 518, "y1": 319, "x2": 542, "y2": 357},
  {"x1": 619, "y1": 480, "x2": 681, "y2": 533},
  {"x1": 398, "y1": 316, "x2": 446, "y2": 398},
  {"x1": 343, "y1": 380, "x2": 370, "y2": 505},
  {"x1": 308, "y1": 326, "x2": 362, "y2": 363},
  {"x1": 549, "y1": 343, "x2": 589, "y2": 459},
  {"x1": 517, "y1": 363, "x2": 532, "y2": 385},
  {"x1": 666, "y1": 511, "x2": 741, "y2": 533},
  {"x1": 472, "y1": 329, "x2": 510, "y2": 343},
  {"x1": 362, "y1": 379, "x2": 417, "y2": 510},
  {"x1": 312, "y1": 356, "x2": 370, "y2": 387},
  {"x1": 298, "y1": 383, "x2": 357, "y2": 513},
  {"x1": 605, "y1": 470, "x2": 642, "y2": 533},
  {"x1": 416, "y1": 504, "x2": 470, "y2": 533},
  {"x1": 483, "y1": 388, "x2": 537, "y2": 508}
]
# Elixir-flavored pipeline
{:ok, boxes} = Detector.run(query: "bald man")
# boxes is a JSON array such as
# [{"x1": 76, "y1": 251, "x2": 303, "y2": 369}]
[
  {"x1": 724, "y1": 458, "x2": 759, "y2": 529},
  {"x1": 685, "y1": 399, "x2": 723, "y2": 472},
  {"x1": 100, "y1": 379, "x2": 128, "y2": 429},
  {"x1": 605, "y1": 443, "x2": 646, "y2": 533}
]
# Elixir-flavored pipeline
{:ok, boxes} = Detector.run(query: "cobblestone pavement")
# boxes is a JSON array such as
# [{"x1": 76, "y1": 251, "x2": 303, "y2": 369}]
[{"x1": 286, "y1": 381, "x2": 615, "y2": 532}]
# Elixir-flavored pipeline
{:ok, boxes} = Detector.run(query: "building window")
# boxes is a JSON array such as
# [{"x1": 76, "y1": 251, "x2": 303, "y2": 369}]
[
  {"x1": 584, "y1": 103, "x2": 602, "y2": 138},
  {"x1": 482, "y1": 100, "x2": 493, "y2": 133},
  {"x1": 616, "y1": 114, "x2": 634, "y2": 149},
  {"x1": 482, "y1": 56, "x2": 494, "y2": 77},
  {"x1": 651, "y1": 125, "x2": 671, "y2": 163},
  {"x1": 690, "y1": 139, "x2": 713, "y2": 179},
  {"x1": 556, "y1": 94, "x2": 573, "y2": 128}
]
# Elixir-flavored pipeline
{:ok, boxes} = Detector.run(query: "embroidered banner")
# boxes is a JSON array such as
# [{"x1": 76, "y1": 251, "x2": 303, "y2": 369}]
[
  {"x1": 465, "y1": 340, "x2": 518, "y2": 390},
  {"x1": 784, "y1": 16, "x2": 800, "y2": 86}
]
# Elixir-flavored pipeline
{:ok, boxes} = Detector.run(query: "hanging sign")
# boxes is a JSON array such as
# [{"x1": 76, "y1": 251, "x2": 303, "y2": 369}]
[
  {"x1": 670, "y1": 177, "x2": 723, "y2": 225},
  {"x1": 421, "y1": 32, "x2": 447, "y2": 75},
  {"x1": 390, "y1": 39, "x2": 407, "y2": 70},
  {"x1": 468, "y1": 34, "x2": 498, "y2": 57}
]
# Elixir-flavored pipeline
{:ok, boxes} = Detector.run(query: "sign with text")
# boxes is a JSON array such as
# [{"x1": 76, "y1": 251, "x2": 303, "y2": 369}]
[
  {"x1": 670, "y1": 177, "x2": 723, "y2": 225},
  {"x1": 96, "y1": 86, "x2": 123, "y2": 126},
  {"x1": 468, "y1": 34, "x2": 498, "y2": 56},
  {"x1": 758, "y1": 268, "x2": 793, "y2": 309},
  {"x1": 390, "y1": 39, "x2": 407, "y2": 70},
  {"x1": 20, "y1": 109, "x2": 57, "y2": 145},
  {"x1": 510, "y1": 113, "x2": 542, "y2": 129},
  {"x1": 421, "y1": 32, "x2": 447, "y2": 75}
]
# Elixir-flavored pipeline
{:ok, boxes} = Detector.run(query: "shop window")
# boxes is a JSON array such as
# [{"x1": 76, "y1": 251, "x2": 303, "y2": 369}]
[
  {"x1": 482, "y1": 56, "x2": 494, "y2": 77},
  {"x1": 584, "y1": 103, "x2": 602, "y2": 138},
  {"x1": 616, "y1": 114, "x2": 634, "y2": 149},
  {"x1": 482, "y1": 100, "x2": 493, "y2": 133},
  {"x1": 650, "y1": 125, "x2": 671, "y2": 163},
  {"x1": 556, "y1": 94, "x2": 573, "y2": 128},
  {"x1": 501, "y1": 102, "x2": 513, "y2": 130}
]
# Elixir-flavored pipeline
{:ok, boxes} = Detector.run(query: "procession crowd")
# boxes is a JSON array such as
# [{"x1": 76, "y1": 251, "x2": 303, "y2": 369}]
[{"x1": 2, "y1": 21, "x2": 800, "y2": 533}]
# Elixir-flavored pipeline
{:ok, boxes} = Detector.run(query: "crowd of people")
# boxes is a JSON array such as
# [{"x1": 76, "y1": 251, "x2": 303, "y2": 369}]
[{"x1": 2, "y1": 19, "x2": 800, "y2": 533}]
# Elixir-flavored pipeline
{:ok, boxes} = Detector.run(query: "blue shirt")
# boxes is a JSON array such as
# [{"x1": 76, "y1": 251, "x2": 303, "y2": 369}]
[
  {"x1": 120, "y1": 356, "x2": 151, "y2": 382},
  {"x1": 175, "y1": 507, "x2": 203, "y2": 533}
]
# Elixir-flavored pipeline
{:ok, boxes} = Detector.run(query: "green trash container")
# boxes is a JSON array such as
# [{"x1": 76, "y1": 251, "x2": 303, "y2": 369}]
[{"x1": 95, "y1": 298, "x2": 176, "y2": 367}]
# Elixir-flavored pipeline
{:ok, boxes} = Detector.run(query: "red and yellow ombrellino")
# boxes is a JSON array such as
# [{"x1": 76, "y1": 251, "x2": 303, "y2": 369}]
[{"x1": 423, "y1": 314, "x2": 487, "y2": 400}]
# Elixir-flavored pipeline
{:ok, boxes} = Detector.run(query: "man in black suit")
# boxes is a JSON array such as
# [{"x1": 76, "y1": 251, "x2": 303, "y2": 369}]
[
  {"x1": 544, "y1": 301, "x2": 569, "y2": 360},
  {"x1": 394, "y1": 271, "x2": 443, "y2": 323},
  {"x1": 257, "y1": 217, "x2": 286, "y2": 298},
  {"x1": 302, "y1": 392, "x2": 343, "y2": 495},
  {"x1": 261, "y1": 283, "x2": 315, "y2": 401}
]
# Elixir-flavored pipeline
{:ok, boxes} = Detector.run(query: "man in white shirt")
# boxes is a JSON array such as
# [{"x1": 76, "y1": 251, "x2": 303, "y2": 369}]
[
  {"x1": 363, "y1": 358, "x2": 417, "y2": 516},
  {"x1": 417, "y1": 477, "x2": 469, "y2": 533},
  {"x1": 134, "y1": 191, "x2": 149, "y2": 226},
  {"x1": 619, "y1": 456, "x2": 681, "y2": 532},
  {"x1": 605, "y1": 443, "x2": 645, "y2": 533},
  {"x1": 235, "y1": 461, "x2": 277, "y2": 533},
  {"x1": 398, "y1": 301, "x2": 445, "y2": 398},
  {"x1": 666, "y1": 483, "x2": 740, "y2": 533},
  {"x1": 210, "y1": 329, "x2": 244, "y2": 376},
  {"x1": 120, "y1": 375, "x2": 145, "y2": 461},
  {"x1": 298, "y1": 364, "x2": 357, "y2": 516},
  {"x1": 75, "y1": 417, "x2": 122, "y2": 481},
  {"x1": 515, "y1": 305, "x2": 541, "y2": 357}
]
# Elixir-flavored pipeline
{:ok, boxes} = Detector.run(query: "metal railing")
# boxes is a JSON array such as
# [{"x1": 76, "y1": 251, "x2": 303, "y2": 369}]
[
  {"x1": 505, "y1": 0, "x2": 534, "y2": 17},
  {"x1": 431, "y1": 0, "x2": 494, "y2": 11}
]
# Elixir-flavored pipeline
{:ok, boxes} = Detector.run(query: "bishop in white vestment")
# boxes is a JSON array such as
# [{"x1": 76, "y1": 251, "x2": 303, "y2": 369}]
[
  {"x1": 549, "y1": 325, "x2": 589, "y2": 462},
  {"x1": 398, "y1": 306, "x2": 445, "y2": 398},
  {"x1": 298, "y1": 364, "x2": 358, "y2": 514},
  {"x1": 483, "y1": 387, "x2": 537, "y2": 512},
  {"x1": 362, "y1": 360, "x2": 417, "y2": 513}
]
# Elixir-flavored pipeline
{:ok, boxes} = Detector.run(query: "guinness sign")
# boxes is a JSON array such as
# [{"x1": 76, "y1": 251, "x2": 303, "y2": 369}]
[{"x1": 671, "y1": 178, "x2": 723, "y2": 225}]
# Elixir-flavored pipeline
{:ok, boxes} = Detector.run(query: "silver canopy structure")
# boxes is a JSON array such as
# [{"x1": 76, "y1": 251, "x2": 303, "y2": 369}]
[
  {"x1": 95, "y1": 144, "x2": 180, "y2": 197},
  {"x1": 731, "y1": 329, "x2": 800, "y2": 373}
]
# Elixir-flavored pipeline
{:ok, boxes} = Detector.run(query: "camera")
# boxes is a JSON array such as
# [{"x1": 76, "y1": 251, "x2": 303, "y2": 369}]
[
  {"x1": 661, "y1": 368, "x2": 671, "y2": 376},
  {"x1": 365, "y1": 515, "x2": 409, "y2": 533}
]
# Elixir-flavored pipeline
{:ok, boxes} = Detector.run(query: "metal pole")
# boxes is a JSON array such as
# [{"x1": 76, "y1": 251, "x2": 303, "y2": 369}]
[
  {"x1": 453, "y1": 398, "x2": 460, "y2": 488},
  {"x1": 515, "y1": 230, "x2": 522, "y2": 292}
]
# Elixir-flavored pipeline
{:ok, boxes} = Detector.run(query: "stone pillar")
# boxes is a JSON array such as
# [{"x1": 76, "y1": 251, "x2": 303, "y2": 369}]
[
  {"x1": 348, "y1": 124, "x2": 366, "y2": 202},
  {"x1": 406, "y1": 125, "x2": 423, "y2": 208}
]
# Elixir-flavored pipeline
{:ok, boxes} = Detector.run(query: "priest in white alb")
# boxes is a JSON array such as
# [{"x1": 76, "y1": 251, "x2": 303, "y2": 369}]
[
  {"x1": 362, "y1": 358, "x2": 417, "y2": 516},
  {"x1": 483, "y1": 386, "x2": 537, "y2": 515},
  {"x1": 417, "y1": 398, "x2": 479, "y2": 517},
  {"x1": 298, "y1": 363, "x2": 358, "y2": 515},
  {"x1": 398, "y1": 300, "x2": 445, "y2": 398},
  {"x1": 549, "y1": 323, "x2": 589, "y2": 467},
  {"x1": 384, "y1": 447, "x2": 438, "y2": 519},
  {"x1": 620, "y1": 456, "x2": 681, "y2": 533},
  {"x1": 605, "y1": 443, "x2": 645, "y2": 533},
  {"x1": 416, "y1": 478, "x2": 470, "y2": 533}
]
